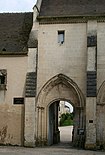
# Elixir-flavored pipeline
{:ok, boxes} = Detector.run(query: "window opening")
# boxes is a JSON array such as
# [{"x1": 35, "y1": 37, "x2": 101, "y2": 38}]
[
  {"x1": 0, "y1": 75, "x2": 5, "y2": 84},
  {"x1": 58, "y1": 31, "x2": 65, "y2": 44},
  {"x1": 0, "y1": 70, "x2": 7, "y2": 90}
]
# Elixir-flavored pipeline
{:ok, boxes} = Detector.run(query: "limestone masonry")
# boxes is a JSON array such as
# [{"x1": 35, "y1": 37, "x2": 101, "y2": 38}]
[{"x1": 0, "y1": 0, "x2": 105, "y2": 150}]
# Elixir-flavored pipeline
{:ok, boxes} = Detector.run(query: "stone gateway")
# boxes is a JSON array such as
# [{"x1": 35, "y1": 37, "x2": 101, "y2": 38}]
[{"x1": 0, "y1": 0, "x2": 105, "y2": 150}]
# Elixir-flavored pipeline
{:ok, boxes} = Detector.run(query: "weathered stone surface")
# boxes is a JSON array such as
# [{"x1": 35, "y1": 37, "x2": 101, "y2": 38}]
[
  {"x1": 24, "y1": 98, "x2": 35, "y2": 147},
  {"x1": 87, "y1": 71, "x2": 97, "y2": 97},
  {"x1": 1, "y1": 0, "x2": 105, "y2": 150},
  {"x1": 25, "y1": 72, "x2": 36, "y2": 97},
  {"x1": 85, "y1": 97, "x2": 97, "y2": 149},
  {"x1": 0, "y1": 56, "x2": 27, "y2": 146},
  {"x1": 87, "y1": 47, "x2": 96, "y2": 71}
]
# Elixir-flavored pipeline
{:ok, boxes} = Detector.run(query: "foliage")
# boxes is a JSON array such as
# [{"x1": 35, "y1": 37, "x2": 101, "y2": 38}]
[{"x1": 59, "y1": 112, "x2": 74, "y2": 126}]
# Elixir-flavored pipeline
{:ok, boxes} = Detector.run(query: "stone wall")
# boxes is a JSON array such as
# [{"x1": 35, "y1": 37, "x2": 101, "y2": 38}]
[
  {"x1": 36, "y1": 20, "x2": 105, "y2": 149},
  {"x1": 37, "y1": 23, "x2": 87, "y2": 95},
  {"x1": 0, "y1": 56, "x2": 27, "y2": 145}
]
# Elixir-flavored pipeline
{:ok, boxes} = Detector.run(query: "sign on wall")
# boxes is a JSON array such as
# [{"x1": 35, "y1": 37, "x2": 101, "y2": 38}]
[{"x1": 13, "y1": 97, "x2": 24, "y2": 104}]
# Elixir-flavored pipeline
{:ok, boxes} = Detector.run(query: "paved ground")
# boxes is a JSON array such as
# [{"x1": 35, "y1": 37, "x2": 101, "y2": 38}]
[
  {"x1": 0, "y1": 145, "x2": 104, "y2": 155},
  {"x1": 0, "y1": 126, "x2": 104, "y2": 155}
]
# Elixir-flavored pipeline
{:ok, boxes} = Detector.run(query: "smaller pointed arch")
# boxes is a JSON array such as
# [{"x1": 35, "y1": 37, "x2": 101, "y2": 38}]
[{"x1": 97, "y1": 81, "x2": 105, "y2": 105}]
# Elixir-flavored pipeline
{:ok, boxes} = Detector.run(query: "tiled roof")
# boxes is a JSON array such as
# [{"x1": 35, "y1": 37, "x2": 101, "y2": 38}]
[
  {"x1": 0, "y1": 12, "x2": 33, "y2": 55},
  {"x1": 39, "y1": 0, "x2": 105, "y2": 17}
]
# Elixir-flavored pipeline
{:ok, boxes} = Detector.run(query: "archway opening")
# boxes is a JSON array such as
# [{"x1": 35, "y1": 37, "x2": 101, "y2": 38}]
[
  {"x1": 48, "y1": 100, "x2": 75, "y2": 147},
  {"x1": 36, "y1": 74, "x2": 85, "y2": 148},
  {"x1": 59, "y1": 101, "x2": 74, "y2": 146}
]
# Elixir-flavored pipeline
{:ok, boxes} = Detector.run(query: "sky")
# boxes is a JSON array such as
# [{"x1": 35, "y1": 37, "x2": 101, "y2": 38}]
[{"x1": 0, "y1": 0, "x2": 37, "y2": 13}]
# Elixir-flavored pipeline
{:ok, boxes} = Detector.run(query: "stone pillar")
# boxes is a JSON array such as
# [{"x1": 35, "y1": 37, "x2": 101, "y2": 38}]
[
  {"x1": 85, "y1": 20, "x2": 97, "y2": 150},
  {"x1": 36, "y1": 0, "x2": 42, "y2": 10},
  {"x1": 24, "y1": 0, "x2": 42, "y2": 147},
  {"x1": 36, "y1": 106, "x2": 45, "y2": 146},
  {"x1": 24, "y1": 48, "x2": 37, "y2": 147},
  {"x1": 24, "y1": 98, "x2": 35, "y2": 147},
  {"x1": 85, "y1": 98, "x2": 97, "y2": 149},
  {"x1": 33, "y1": 0, "x2": 42, "y2": 29}
]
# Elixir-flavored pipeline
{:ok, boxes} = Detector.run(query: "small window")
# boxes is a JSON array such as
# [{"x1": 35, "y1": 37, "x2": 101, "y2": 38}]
[
  {"x1": 58, "y1": 31, "x2": 65, "y2": 44},
  {"x1": 89, "y1": 120, "x2": 93, "y2": 123},
  {"x1": 0, "y1": 70, "x2": 7, "y2": 90},
  {"x1": 0, "y1": 75, "x2": 5, "y2": 84}
]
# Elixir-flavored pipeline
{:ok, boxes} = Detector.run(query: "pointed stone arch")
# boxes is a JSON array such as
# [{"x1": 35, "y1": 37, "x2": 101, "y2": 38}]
[
  {"x1": 96, "y1": 81, "x2": 105, "y2": 149},
  {"x1": 35, "y1": 74, "x2": 85, "y2": 147},
  {"x1": 36, "y1": 74, "x2": 85, "y2": 108},
  {"x1": 97, "y1": 81, "x2": 105, "y2": 105}
]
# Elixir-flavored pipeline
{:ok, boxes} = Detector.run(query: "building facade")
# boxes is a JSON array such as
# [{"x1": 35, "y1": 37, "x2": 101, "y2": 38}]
[{"x1": 0, "y1": 0, "x2": 105, "y2": 150}]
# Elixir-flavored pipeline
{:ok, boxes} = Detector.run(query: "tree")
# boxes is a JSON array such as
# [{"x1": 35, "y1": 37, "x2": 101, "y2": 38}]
[{"x1": 59, "y1": 112, "x2": 74, "y2": 126}]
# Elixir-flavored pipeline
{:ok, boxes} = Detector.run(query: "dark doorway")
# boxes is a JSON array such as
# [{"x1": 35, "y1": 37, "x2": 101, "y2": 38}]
[{"x1": 48, "y1": 100, "x2": 74, "y2": 146}]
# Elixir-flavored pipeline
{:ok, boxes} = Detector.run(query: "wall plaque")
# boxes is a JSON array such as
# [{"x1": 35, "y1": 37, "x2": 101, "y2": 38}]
[
  {"x1": 13, "y1": 97, "x2": 24, "y2": 104},
  {"x1": 77, "y1": 128, "x2": 84, "y2": 135},
  {"x1": 87, "y1": 35, "x2": 97, "y2": 47}
]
